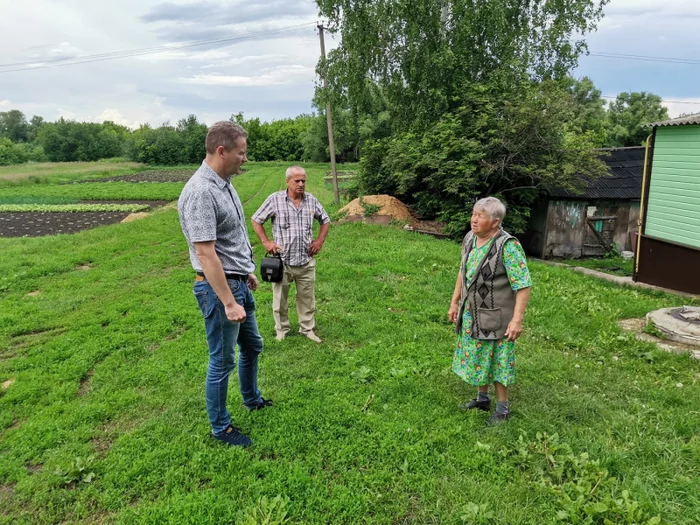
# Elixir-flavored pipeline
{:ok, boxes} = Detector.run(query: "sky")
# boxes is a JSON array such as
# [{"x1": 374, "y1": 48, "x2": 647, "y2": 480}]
[{"x1": 0, "y1": 0, "x2": 698, "y2": 128}]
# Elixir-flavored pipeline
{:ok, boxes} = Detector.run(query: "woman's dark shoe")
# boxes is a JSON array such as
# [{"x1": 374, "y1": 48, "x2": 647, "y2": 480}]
[
  {"x1": 487, "y1": 411, "x2": 511, "y2": 425},
  {"x1": 460, "y1": 398, "x2": 491, "y2": 411}
]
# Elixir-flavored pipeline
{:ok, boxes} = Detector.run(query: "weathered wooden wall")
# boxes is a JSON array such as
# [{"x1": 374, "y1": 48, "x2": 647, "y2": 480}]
[{"x1": 535, "y1": 200, "x2": 640, "y2": 258}]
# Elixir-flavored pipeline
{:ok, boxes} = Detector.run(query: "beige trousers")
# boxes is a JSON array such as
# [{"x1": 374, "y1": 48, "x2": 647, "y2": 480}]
[{"x1": 272, "y1": 258, "x2": 316, "y2": 337}]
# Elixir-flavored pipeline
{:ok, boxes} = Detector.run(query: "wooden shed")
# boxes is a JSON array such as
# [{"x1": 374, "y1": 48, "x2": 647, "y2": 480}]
[
  {"x1": 634, "y1": 115, "x2": 700, "y2": 294},
  {"x1": 521, "y1": 147, "x2": 644, "y2": 259}
]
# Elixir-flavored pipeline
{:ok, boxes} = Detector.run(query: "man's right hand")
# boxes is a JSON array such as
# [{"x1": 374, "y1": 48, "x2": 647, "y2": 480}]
[
  {"x1": 262, "y1": 240, "x2": 283, "y2": 254},
  {"x1": 225, "y1": 302, "x2": 247, "y2": 323}
]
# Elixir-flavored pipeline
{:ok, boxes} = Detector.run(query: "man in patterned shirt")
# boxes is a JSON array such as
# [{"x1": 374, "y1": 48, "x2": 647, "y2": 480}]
[
  {"x1": 252, "y1": 166, "x2": 330, "y2": 343},
  {"x1": 178, "y1": 121, "x2": 272, "y2": 448}
]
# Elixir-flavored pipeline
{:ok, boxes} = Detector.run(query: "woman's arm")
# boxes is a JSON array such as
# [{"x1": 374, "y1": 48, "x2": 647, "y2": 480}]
[
  {"x1": 505, "y1": 287, "x2": 531, "y2": 342},
  {"x1": 448, "y1": 272, "x2": 462, "y2": 323}
]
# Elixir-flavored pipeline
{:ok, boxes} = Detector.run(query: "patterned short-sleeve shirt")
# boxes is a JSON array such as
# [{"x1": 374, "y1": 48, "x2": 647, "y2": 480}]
[
  {"x1": 252, "y1": 191, "x2": 330, "y2": 266},
  {"x1": 178, "y1": 161, "x2": 255, "y2": 274}
]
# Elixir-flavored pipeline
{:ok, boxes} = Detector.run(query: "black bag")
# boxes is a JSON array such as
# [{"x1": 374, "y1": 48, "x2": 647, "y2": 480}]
[{"x1": 260, "y1": 252, "x2": 284, "y2": 283}]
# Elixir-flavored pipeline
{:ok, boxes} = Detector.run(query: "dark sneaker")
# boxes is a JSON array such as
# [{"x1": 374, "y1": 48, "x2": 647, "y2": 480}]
[
  {"x1": 460, "y1": 398, "x2": 491, "y2": 411},
  {"x1": 244, "y1": 397, "x2": 274, "y2": 411},
  {"x1": 212, "y1": 425, "x2": 252, "y2": 447},
  {"x1": 487, "y1": 411, "x2": 511, "y2": 425}
]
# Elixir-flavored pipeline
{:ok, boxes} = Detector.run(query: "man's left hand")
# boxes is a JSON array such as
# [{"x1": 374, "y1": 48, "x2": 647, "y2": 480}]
[
  {"x1": 247, "y1": 273, "x2": 259, "y2": 291},
  {"x1": 504, "y1": 319, "x2": 523, "y2": 342},
  {"x1": 308, "y1": 239, "x2": 324, "y2": 256}
]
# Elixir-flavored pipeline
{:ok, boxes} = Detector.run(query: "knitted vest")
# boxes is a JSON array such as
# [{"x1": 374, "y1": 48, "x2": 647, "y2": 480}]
[{"x1": 455, "y1": 230, "x2": 516, "y2": 340}]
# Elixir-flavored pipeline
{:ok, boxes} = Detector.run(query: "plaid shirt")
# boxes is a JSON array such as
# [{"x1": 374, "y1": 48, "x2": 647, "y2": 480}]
[{"x1": 252, "y1": 191, "x2": 330, "y2": 266}]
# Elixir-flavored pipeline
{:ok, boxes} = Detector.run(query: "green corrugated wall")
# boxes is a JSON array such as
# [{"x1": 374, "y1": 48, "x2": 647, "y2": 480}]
[{"x1": 646, "y1": 125, "x2": 700, "y2": 248}]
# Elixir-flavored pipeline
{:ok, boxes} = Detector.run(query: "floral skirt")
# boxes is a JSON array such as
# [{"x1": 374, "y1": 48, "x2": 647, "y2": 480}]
[{"x1": 452, "y1": 310, "x2": 516, "y2": 387}]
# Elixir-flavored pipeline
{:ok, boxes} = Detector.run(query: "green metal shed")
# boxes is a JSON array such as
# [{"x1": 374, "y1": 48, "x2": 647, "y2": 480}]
[{"x1": 635, "y1": 115, "x2": 700, "y2": 294}]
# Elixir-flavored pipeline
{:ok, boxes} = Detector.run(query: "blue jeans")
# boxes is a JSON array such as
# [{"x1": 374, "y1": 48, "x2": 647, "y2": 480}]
[{"x1": 194, "y1": 278, "x2": 264, "y2": 436}]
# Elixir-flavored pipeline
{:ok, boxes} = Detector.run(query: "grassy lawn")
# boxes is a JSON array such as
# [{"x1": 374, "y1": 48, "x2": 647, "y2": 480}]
[
  {"x1": 0, "y1": 162, "x2": 698, "y2": 524},
  {"x1": 559, "y1": 256, "x2": 635, "y2": 278},
  {"x1": 0, "y1": 160, "x2": 144, "y2": 184}
]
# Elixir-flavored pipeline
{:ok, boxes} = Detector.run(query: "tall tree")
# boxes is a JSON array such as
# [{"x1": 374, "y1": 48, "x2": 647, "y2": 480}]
[
  {"x1": 0, "y1": 109, "x2": 29, "y2": 143},
  {"x1": 317, "y1": 0, "x2": 610, "y2": 235},
  {"x1": 563, "y1": 76, "x2": 607, "y2": 146},
  {"x1": 605, "y1": 92, "x2": 669, "y2": 147},
  {"x1": 316, "y1": 0, "x2": 610, "y2": 131}
]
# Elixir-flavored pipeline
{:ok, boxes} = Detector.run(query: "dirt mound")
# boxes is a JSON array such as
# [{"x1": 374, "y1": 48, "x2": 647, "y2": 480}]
[
  {"x1": 121, "y1": 212, "x2": 150, "y2": 223},
  {"x1": 339, "y1": 195, "x2": 412, "y2": 222}
]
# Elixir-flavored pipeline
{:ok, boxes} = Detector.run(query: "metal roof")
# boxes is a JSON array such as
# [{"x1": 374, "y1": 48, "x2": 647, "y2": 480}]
[
  {"x1": 547, "y1": 146, "x2": 644, "y2": 200},
  {"x1": 652, "y1": 114, "x2": 700, "y2": 127}
]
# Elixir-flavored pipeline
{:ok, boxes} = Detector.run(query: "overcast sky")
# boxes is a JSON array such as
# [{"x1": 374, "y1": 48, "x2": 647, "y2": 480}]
[{"x1": 0, "y1": 0, "x2": 698, "y2": 128}]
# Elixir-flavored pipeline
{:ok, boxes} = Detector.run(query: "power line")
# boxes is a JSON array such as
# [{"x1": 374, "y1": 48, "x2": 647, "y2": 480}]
[
  {"x1": 0, "y1": 22, "x2": 316, "y2": 74},
  {"x1": 601, "y1": 95, "x2": 700, "y2": 105},
  {"x1": 588, "y1": 51, "x2": 700, "y2": 65}
]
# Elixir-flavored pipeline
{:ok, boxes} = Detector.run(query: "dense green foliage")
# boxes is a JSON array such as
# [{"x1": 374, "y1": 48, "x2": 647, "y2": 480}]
[
  {"x1": 0, "y1": 162, "x2": 697, "y2": 523},
  {"x1": 606, "y1": 92, "x2": 669, "y2": 147},
  {"x1": 313, "y1": 1, "x2": 673, "y2": 235},
  {"x1": 0, "y1": 138, "x2": 45, "y2": 166},
  {"x1": 36, "y1": 119, "x2": 130, "y2": 162},
  {"x1": 358, "y1": 80, "x2": 609, "y2": 235}
]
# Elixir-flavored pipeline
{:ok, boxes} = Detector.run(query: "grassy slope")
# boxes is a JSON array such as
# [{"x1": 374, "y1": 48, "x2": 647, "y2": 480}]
[{"x1": 0, "y1": 162, "x2": 698, "y2": 524}]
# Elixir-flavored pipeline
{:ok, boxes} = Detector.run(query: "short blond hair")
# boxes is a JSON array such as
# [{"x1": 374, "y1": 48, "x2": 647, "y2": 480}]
[{"x1": 205, "y1": 121, "x2": 247, "y2": 154}]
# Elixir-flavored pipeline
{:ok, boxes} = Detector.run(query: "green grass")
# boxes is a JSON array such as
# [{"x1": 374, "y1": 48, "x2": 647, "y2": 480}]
[
  {"x1": 560, "y1": 256, "x2": 635, "y2": 277},
  {"x1": 0, "y1": 160, "x2": 145, "y2": 185},
  {"x1": 0, "y1": 162, "x2": 698, "y2": 524}
]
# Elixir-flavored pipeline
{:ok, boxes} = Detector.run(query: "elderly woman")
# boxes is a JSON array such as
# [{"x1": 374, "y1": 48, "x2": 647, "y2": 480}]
[{"x1": 448, "y1": 197, "x2": 532, "y2": 424}]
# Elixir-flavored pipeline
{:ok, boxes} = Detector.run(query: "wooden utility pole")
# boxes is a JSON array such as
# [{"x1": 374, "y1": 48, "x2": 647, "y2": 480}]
[{"x1": 317, "y1": 23, "x2": 340, "y2": 205}]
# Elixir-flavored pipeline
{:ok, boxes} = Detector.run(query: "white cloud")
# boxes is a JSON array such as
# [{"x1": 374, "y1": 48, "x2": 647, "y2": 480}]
[
  {"x1": 96, "y1": 108, "x2": 131, "y2": 127},
  {"x1": 604, "y1": 0, "x2": 700, "y2": 17},
  {"x1": 662, "y1": 99, "x2": 700, "y2": 118},
  {"x1": 0, "y1": 100, "x2": 10, "y2": 107},
  {"x1": 179, "y1": 65, "x2": 314, "y2": 87}
]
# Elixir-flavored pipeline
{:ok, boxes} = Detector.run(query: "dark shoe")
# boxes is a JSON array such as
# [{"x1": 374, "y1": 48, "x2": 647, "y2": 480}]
[
  {"x1": 212, "y1": 425, "x2": 252, "y2": 447},
  {"x1": 460, "y1": 398, "x2": 491, "y2": 411},
  {"x1": 487, "y1": 411, "x2": 511, "y2": 425},
  {"x1": 244, "y1": 397, "x2": 274, "y2": 411}
]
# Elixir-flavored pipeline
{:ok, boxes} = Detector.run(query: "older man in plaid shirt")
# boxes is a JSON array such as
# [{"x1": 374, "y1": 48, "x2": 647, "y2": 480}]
[{"x1": 252, "y1": 166, "x2": 330, "y2": 343}]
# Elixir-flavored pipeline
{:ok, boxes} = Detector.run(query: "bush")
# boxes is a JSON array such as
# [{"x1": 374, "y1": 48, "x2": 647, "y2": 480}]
[
  {"x1": 36, "y1": 119, "x2": 129, "y2": 162},
  {"x1": 359, "y1": 81, "x2": 607, "y2": 237},
  {"x1": 0, "y1": 138, "x2": 46, "y2": 166}
]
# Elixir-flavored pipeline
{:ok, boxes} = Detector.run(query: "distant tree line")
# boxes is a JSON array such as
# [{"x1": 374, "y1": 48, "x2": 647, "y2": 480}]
[{"x1": 0, "y1": 78, "x2": 672, "y2": 170}]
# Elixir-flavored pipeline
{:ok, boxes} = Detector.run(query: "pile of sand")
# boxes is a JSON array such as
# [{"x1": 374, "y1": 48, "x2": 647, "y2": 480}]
[
  {"x1": 338, "y1": 195, "x2": 412, "y2": 222},
  {"x1": 121, "y1": 212, "x2": 150, "y2": 223}
]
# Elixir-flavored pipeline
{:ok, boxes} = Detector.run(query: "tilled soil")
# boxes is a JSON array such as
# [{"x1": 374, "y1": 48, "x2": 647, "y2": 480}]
[
  {"x1": 0, "y1": 212, "x2": 132, "y2": 237},
  {"x1": 0, "y1": 200, "x2": 170, "y2": 237},
  {"x1": 69, "y1": 168, "x2": 248, "y2": 184},
  {"x1": 71, "y1": 169, "x2": 195, "y2": 183}
]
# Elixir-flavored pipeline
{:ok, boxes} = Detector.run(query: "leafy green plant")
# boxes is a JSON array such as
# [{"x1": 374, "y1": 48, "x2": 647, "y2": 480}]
[
  {"x1": 643, "y1": 320, "x2": 664, "y2": 339},
  {"x1": 359, "y1": 197, "x2": 382, "y2": 218},
  {"x1": 460, "y1": 502, "x2": 494, "y2": 524},
  {"x1": 55, "y1": 455, "x2": 96, "y2": 485},
  {"x1": 503, "y1": 432, "x2": 662, "y2": 524},
  {"x1": 236, "y1": 495, "x2": 290, "y2": 525},
  {"x1": 351, "y1": 365, "x2": 374, "y2": 383}
]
